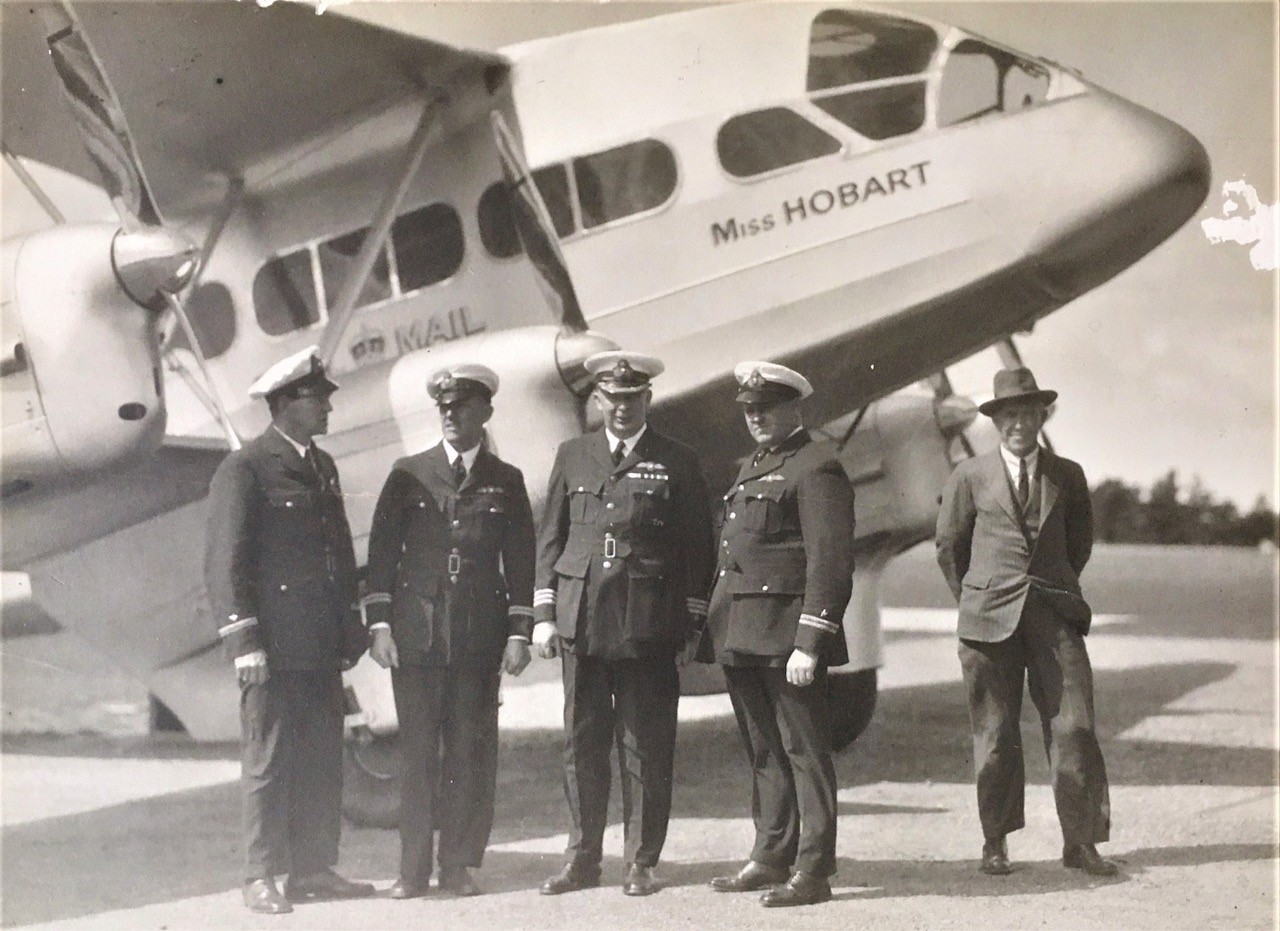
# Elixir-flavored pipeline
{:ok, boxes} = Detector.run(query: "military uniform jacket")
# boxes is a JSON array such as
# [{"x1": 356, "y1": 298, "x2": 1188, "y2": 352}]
[
  {"x1": 363, "y1": 444, "x2": 536, "y2": 665},
  {"x1": 535, "y1": 428, "x2": 714, "y2": 658},
  {"x1": 204, "y1": 427, "x2": 364, "y2": 670},
  {"x1": 699, "y1": 429, "x2": 855, "y2": 667},
  {"x1": 936, "y1": 448, "x2": 1093, "y2": 642}
]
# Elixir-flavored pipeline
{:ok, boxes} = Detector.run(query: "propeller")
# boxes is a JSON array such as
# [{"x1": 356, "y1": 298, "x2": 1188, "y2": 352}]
[
  {"x1": 923, "y1": 369, "x2": 977, "y2": 458},
  {"x1": 37, "y1": 2, "x2": 240, "y2": 448}
]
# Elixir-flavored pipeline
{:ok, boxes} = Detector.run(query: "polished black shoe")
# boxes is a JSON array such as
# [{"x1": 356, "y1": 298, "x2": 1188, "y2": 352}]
[
  {"x1": 711, "y1": 860, "x2": 791, "y2": 892},
  {"x1": 539, "y1": 863, "x2": 601, "y2": 896},
  {"x1": 1063, "y1": 843, "x2": 1119, "y2": 877},
  {"x1": 243, "y1": 878, "x2": 292, "y2": 914},
  {"x1": 980, "y1": 837, "x2": 1014, "y2": 876},
  {"x1": 622, "y1": 863, "x2": 659, "y2": 897},
  {"x1": 439, "y1": 866, "x2": 482, "y2": 897},
  {"x1": 760, "y1": 871, "x2": 832, "y2": 907},
  {"x1": 285, "y1": 869, "x2": 376, "y2": 902},
  {"x1": 386, "y1": 878, "x2": 429, "y2": 899}
]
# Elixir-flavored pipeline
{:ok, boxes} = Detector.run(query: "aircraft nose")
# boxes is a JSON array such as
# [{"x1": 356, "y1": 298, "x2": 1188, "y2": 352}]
[{"x1": 1029, "y1": 88, "x2": 1210, "y2": 300}]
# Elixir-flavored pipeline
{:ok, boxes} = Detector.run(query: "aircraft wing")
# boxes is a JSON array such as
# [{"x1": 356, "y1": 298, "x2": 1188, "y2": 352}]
[{"x1": 1, "y1": 1, "x2": 507, "y2": 221}]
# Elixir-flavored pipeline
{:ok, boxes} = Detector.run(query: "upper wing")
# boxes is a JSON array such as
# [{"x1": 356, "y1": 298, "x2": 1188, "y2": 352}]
[{"x1": 1, "y1": 1, "x2": 507, "y2": 221}]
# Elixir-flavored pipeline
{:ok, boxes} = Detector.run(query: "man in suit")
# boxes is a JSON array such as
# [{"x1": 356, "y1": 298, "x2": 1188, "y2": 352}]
[
  {"x1": 697, "y1": 361, "x2": 856, "y2": 908},
  {"x1": 936, "y1": 367, "x2": 1116, "y2": 878},
  {"x1": 363, "y1": 364, "x2": 536, "y2": 899},
  {"x1": 205, "y1": 346, "x2": 374, "y2": 915},
  {"x1": 533, "y1": 351, "x2": 714, "y2": 897}
]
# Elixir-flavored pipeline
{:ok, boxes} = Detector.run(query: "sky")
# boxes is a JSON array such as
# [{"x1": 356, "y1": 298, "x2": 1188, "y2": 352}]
[{"x1": 2, "y1": 0, "x2": 1276, "y2": 508}]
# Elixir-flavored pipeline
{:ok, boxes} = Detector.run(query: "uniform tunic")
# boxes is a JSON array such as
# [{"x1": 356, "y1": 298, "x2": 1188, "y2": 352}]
[
  {"x1": 204, "y1": 426, "x2": 366, "y2": 880},
  {"x1": 535, "y1": 428, "x2": 713, "y2": 870},
  {"x1": 363, "y1": 443, "x2": 535, "y2": 882}
]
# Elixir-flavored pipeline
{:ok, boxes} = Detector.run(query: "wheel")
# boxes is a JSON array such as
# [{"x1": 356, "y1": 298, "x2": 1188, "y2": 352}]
[
  {"x1": 827, "y1": 668, "x2": 877, "y2": 753},
  {"x1": 342, "y1": 734, "x2": 401, "y2": 829}
]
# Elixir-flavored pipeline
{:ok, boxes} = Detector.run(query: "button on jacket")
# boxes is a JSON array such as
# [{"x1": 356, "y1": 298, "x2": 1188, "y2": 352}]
[{"x1": 205, "y1": 427, "x2": 364, "y2": 669}]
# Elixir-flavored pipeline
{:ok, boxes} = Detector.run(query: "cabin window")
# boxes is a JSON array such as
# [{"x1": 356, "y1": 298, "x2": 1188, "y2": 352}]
[
  {"x1": 807, "y1": 10, "x2": 937, "y2": 92},
  {"x1": 317, "y1": 227, "x2": 392, "y2": 310},
  {"x1": 573, "y1": 139, "x2": 678, "y2": 229},
  {"x1": 938, "y1": 39, "x2": 1051, "y2": 126},
  {"x1": 532, "y1": 164, "x2": 576, "y2": 237},
  {"x1": 477, "y1": 181, "x2": 522, "y2": 259},
  {"x1": 717, "y1": 108, "x2": 841, "y2": 179},
  {"x1": 253, "y1": 248, "x2": 320, "y2": 336},
  {"x1": 170, "y1": 282, "x2": 236, "y2": 358},
  {"x1": 813, "y1": 82, "x2": 927, "y2": 140},
  {"x1": 392, "y1": 203, "x2": 464, "y2": 293}
]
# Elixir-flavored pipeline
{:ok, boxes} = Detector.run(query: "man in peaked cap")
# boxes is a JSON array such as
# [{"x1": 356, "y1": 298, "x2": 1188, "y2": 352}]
[
  {"x1": 936, "y1": 367, "x2": 1116, "y2": 878},
  {"x1": 696, "y1": 361, "x2": 855, "y2": 908},
  {"x1": 362, "y1": 364, "x2": 536, "y2": 899},
  {"x1": 204, "y1": 346, "x2": 373, "y2": 914},
  {"x1": 533, "y1": 350, "x2": 714, "y2": 897}
]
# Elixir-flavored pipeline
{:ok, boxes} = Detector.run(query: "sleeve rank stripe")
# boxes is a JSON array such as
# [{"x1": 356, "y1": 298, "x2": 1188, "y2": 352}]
[
  {"x1": 799, "y1": 614, "x2": 840, "y2": 634},
  {"x1": 360, "y1": 592, "x2": 393, "y2": 608},
  {"x1": 533, "y1": 589, "x2": 557, "y2": 606},
  {"x1": 218, "y1": 617, "x2": 258, "y2": 637},
  {"x1": 508, "y1": 605, "x2": 535, "y2": 617}
]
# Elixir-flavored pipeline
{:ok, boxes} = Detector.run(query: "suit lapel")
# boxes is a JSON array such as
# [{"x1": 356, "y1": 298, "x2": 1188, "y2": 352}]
[
  {"x1": 1038, "y1": 449, "x2": 1060, "y2": 529},
  {"x1": 427, "y1": 443, "x2": 456, "y2": 489},
  {"x1": 737, "y1": 429, "x2": 808, "y2": 483},
  {"x1": 616, "y1": 429, "x2": 652, "y2": 475},
  {"x1": 261, "y1": 427, "x2": 311, "y2": 480},
  {"x1": 987, "y1": 451, "x2": 1022, "y2": 526},
  {"x1": 464, "y1": 449, "x2": 494, "y2": 492}
]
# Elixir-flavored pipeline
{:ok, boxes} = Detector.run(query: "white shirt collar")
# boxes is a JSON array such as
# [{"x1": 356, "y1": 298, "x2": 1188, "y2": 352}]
[
  {"x1": 272, "y1": 424, "x2": 310, "y2": 459},
  {"x1": 605, "y1": 424, "x2": 647, "y2": 457},
  {"x1": 999, "y1": 443, "x2": 1040, "y2": 482},
  {"x1": 442, "y1": 439, "x2": 481, "y2": 471}
]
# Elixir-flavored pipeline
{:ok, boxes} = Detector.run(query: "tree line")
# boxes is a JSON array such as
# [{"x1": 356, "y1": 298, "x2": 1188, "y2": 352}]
[{"x1": 1091, "y1": 471, "x2": 1277, "y2": 546}]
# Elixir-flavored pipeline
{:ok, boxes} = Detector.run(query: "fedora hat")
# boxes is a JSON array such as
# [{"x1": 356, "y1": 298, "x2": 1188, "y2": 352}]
[{"x1": 978, "y1": 367, "x2": 1058, "y2": 416}]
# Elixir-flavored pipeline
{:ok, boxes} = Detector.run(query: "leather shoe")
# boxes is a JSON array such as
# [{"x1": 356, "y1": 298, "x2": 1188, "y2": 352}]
[
  {"x1": 439, "y1": 866, "x2": 482, "y2": 897},
  {"x1": 980, "y1": 837, "x2": 1014, "y2": 876},
  {"x1": 386, "y1": 878, "x2": 429, "y2": 899},
  {"x1": 285, "y1": 869, "x2": 375, "y2": 902},
  {"x1": 760, "y1": 871, "x2": 832, "y2": 907},
  {"x1": 243, "y1": 878, "x2": 292, "y2": 914},
  {"x1": 622, "y1": 863, "x2": 659, "y2": 897},
  {"x1": 539, "y1": 863, "x2": 600, "y2": 895},
  {"x1": 1063, "y1": 843, "x2": 1119, "y2": 877},
  {"x1": 711, "y1": 860, "x2": 790, "y2": 892}
]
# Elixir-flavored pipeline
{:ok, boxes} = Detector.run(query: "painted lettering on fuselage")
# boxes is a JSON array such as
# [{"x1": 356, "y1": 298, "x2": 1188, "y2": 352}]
[
  {"x1": 348, "y1": 306, "x2": 487, "y2": 366},
  {"x1": 710, "y1": 160, "x2": 931, "y2": 246}
]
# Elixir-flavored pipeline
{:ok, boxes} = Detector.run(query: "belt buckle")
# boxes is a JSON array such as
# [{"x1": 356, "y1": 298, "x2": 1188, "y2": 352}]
[
  {"x1": 448, "y1": 552, "x2": 462, "y2": 574},
  {"x1": 604, "y1": 536, "x2": 616, "y2": 559}
]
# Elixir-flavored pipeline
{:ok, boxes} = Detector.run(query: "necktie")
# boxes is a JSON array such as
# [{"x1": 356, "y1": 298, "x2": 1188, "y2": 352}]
[
  {"x1": 611, "y1": 441, "x2": 626, "y2": 468},
  {"x1": 1017, "y1": 456, "x2": 1030, "y2": 509},
  {"x1": 452, "y1": 455, "x2": 467, "y2": 487},
  {"x1": 304, "y1": 445, "x2": 321, "y2": 480}
]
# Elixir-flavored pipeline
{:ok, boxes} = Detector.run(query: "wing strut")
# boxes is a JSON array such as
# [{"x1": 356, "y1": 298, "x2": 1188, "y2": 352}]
[
  {"x1": 2, "y1": 149, "x2": 66, "y2": 224},
  {"x1": 317, "y1": 95, "x2": 444, "y2": 367}
]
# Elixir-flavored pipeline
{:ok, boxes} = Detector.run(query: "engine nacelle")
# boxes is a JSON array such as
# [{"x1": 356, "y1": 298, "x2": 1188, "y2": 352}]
[{"x1": 2, "y1": 225, "x2": 168, "y2": 486}]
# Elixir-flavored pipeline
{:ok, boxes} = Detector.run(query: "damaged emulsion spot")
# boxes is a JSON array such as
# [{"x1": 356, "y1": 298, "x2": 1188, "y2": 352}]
[{"x1": 1200, "y1": 179, "x2": 1277, "y2": 271}]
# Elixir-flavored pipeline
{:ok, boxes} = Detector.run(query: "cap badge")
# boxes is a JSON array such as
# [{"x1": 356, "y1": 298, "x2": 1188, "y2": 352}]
[
  {"x1": 744, "y1": 369, "x2": 767, "y2": 390},
  {"x1": 612, "y1": 360, "x2": 633, "y2": 378}
]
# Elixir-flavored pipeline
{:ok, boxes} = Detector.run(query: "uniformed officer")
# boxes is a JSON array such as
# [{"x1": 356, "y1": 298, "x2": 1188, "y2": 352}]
[
  {"x1": 533, "y1": 351, "x2": 714, "y2": 897},
  {"x1": 362, "y1": 364, "x2": 536, "y2": 899},
  {"x1": 204, "y1": 346, "x2": 374, "y2": 915},
  {"x1": 697, "y1": 361, "x2": 856, "y2": 908}
]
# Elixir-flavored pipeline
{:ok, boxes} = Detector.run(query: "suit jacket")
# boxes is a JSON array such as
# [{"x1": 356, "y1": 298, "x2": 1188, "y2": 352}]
[
  {"x1": 936, "y1": 447, "x2": 1094, "y2": 641},
  {"x1": 204, "y1": 427, "x2": 365, "y2": 670},
  {"x1": 699, "y1": 429, "x2": 856, "y2": 667},
  {"x1": 363, "y1": 444, "x2": 536, "y2": 666},
  {"x1": 535, "y1": 428, "x2": 714, "y2": 658}
]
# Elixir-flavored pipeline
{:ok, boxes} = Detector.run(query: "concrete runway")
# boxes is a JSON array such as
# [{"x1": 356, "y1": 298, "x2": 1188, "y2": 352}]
[{"x1": 2, "y1": 544, "x2": 1276, "y2": 929}]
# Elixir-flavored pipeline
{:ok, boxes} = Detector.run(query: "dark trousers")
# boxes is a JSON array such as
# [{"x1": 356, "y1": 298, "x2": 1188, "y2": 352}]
[
  {"x1": 392, "y1": 661, "x2": 501, "y2": 883},
  {"x1": 723, "y1": 665, "x2": 838, "y2": 877},
  {"x1": 240, "y1": 671, "x2": 343, "y2": 881},
  {"x1": 560, "y1": 652, "x2": 679, "y2": 871},
  {"x1": 959, "y1": 606, "x2": 1111, "y2": 845}
]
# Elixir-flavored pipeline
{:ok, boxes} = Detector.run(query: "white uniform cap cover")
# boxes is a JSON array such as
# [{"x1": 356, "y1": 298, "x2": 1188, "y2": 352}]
[
  {"x1": 427, "y1": 363, "x2": 500, "y2": 402},
  {"x1": 247, "y1": 345, "x2": 337, "y2": 399},
  {"x1": 584, "y1": 350, "x2": 665, "y2": 393},
  {"x1": 733, "y1": 360, "x2": 814, "y2": 400}
]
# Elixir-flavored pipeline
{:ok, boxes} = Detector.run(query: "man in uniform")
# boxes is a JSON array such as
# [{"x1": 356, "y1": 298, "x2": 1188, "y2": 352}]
[
  {"x1": 936, "y1": 367, "x2": 1116, "y2": 878},
  {"x1": 533, "y1": 351, "x2": 714, "y2": 897},
  {"x1": 205, "y1": 347, "x2": 374, "y2": 915},
  {"x1": 362, "y1": 364, "x2": 536, "y2": 899},
  {"x1": 698, "y1": 361, "x2": 855, "y2": 908}
]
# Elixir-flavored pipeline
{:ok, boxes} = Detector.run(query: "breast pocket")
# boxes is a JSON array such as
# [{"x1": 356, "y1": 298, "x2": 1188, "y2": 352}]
[
  {"x1": 629, "y1": 479, "x2": 670, "y2": 528},
  {"x1": 568, "y1": 478, "x2": 604, "y2": 524},
  {"x1": 742, "y1": 486, "x2": 786, "y2": 533}
]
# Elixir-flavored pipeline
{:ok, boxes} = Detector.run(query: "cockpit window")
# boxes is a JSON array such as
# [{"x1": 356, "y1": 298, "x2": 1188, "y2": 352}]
[
  {"x1": 392, "y1": 203, "x2": 464, "y2": 294},
  {"x1": 717, "y1": 108, "x2": 842, "y2": 179},
  {"x1": 253, "y1": 248, "x2": 320, "y2": 336},
  {"x1": 813, "y1": 83, "x2": 927, "y2": 141},
  {"x1": 938, "y1": 39, "x2": 1051, "y2": 127},
  {"x1": 807, "y1": 10, "x2": 937, "y2": 92},
  {"x1": 573, "y1": 140, "x2": 677, "y2": 229},
  {"x1": 317, "y1": 227, "x2": 392, "y2": 310},
  {"x1": 477, "y1": 181, "x2": 522, "y2": 259}
]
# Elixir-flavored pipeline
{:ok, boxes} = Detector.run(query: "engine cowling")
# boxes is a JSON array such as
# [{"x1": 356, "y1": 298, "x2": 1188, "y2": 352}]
[{"x1": 2, "y1": 224, "x2": 178, "y2": 488}]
